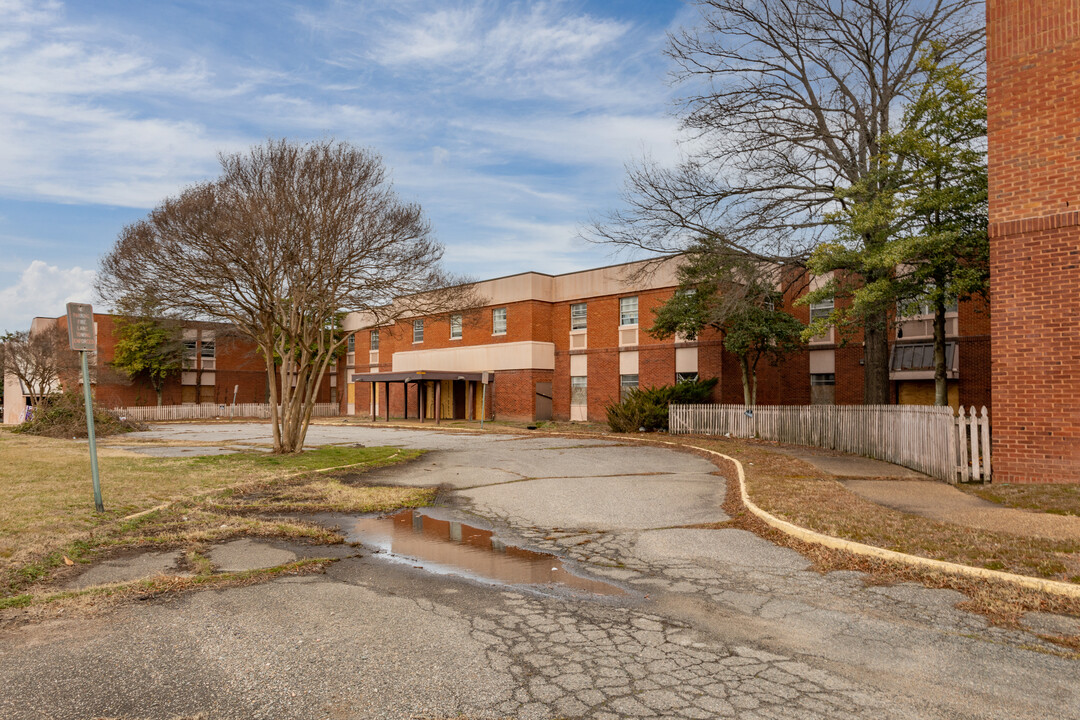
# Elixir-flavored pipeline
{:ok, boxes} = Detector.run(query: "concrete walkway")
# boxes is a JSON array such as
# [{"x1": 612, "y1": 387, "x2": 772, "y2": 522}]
[
  {"x1": 1, "y1": 423, "x2": 1077, "y2": 720},
  {"x1": 771, "y1": 444, "x2": 1080, "y2": 540},
  {"x1": 842, "y1": 479, "x2": 1080, "y2": 540}
]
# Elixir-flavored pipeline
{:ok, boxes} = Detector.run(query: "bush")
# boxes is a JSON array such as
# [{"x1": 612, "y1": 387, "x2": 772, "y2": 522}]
[
  {"x1": 606, "y1": 377, "x2": 718, "y2": 433},
  {"x1": 13, "y1": 391, "x2": 148, "y2": 438}
]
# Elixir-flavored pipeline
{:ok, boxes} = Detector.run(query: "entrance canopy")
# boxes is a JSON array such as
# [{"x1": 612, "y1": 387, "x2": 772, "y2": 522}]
[
  {"x1": 350, "y1": 370, "x2": 490, "y2": 424},
  {"x1": 350, "y1": 371, "x2": 487, "y2": 384}
]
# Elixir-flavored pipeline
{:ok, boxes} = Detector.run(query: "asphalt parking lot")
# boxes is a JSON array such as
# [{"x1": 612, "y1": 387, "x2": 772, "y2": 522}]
[{"x1": 1, "y1": 423, "x2": 1076, "y2": 719}]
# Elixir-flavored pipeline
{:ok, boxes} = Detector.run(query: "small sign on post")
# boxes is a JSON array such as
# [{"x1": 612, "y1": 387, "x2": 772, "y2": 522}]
[{"x1": 66, "y1": 302, "x2": 103, "y2": 512}]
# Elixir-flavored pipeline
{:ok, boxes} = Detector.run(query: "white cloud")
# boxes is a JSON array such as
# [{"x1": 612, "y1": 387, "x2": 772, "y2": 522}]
[{"x1": 0, "y1": 260, "x2": 97, "y2": 332}]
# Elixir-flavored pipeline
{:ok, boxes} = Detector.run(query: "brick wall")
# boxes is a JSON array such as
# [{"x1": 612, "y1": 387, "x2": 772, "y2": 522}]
[
  {"x1": 46, "y1": 314, "x2": 331, "y2": 410},
  {"x1": 988, "y1": 0, "x2": 1080, "y2": 482}
]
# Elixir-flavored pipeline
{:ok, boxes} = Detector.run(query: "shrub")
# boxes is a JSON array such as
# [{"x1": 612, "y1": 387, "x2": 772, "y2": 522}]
[
  {"x1": 13, "y1": 391, "x2": 148, "y2": 438},
  {"x1": 606, "y1": 377, "x2": 718, "y2": 432}
]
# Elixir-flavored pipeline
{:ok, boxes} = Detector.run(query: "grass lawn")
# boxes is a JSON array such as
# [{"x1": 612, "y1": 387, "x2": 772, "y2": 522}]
[
  {"x1": 961, "y1": 483, "x2": 1080, "y2": 518},
  {"x1": 0, "y1": 430, "x2": 431, "y2": 608}
]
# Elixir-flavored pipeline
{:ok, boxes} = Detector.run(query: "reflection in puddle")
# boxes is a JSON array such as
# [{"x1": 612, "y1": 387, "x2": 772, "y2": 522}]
[{"x1": 344, "y1": 510, "x2": 622, "y2": 596}]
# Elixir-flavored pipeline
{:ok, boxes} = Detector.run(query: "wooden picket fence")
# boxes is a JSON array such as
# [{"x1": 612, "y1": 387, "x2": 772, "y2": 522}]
[
  {"x1": 114, "y1": 402, "x2": 341, "y2": 422},
  {"x1": 669, "y1": 403, "x2": 991, "y2": 483}
]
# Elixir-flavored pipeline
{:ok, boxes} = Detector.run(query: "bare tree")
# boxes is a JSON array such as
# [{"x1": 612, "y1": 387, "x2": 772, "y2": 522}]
[
  {"x1": 98, "y1": 139, "x2": 478, "y2": 453},
  {"x1": 1, "y1": 326, "x2": 77, "y2": 409},
  {"x1": 592, "y1": 0, "x2": 984, "y2": 404}
]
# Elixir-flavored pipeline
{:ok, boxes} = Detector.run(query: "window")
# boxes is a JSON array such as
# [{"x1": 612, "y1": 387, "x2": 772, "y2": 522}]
[
  {"x1": 897, "y1": 295, "x2": 959, "y2": 318},
  {"x1": 413, "y1": 319, "x2": 424, "y2": 343},
  {"x1": 570, "y1": 376, "x2": 587, "y2": 406},
  {"x1": 570, "y1": 303, "x2": 587, "y2": 330},
  {"x1": 200, "y1": 339, "x2": 216, "y2": 370},
  {"x1": 676, "y1": 372, "x2": 699, "y2": 384},
  {"x1": 450, "y1": 313, "x2": 463, "y2": 340},
  {"x1": 620, "y1": 374, "x2": 639, "y2": 399},
  {"x1": 810, "y1": 373, "x2": 836, "y2": 386},
  {"x1": 347, "y1": 334, "x2": 355, "y2": 353},
  {"x1": 182, "y1": 339, "x2": 198, "y2": 369},
  {"x1": 619, "y1": 296, "x2": 638, "y2": 326},
  {"x1": 809, "y1": 298, "x2": 834, "y2": 323},
  {"x1": 492, "y1": 307, "x2": 507, "y2": 335},
  {"x1": 370, "y1": 329, "x2": 380, "y2": 350}
]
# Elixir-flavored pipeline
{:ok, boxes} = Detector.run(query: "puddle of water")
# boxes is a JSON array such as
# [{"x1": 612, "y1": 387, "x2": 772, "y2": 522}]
[{"x1": 343, "y1": 510, "x2": 622, "y2": 596}]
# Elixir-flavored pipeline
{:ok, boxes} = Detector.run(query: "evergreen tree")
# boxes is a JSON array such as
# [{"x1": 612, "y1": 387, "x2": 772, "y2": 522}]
[
  {"x1": 111, "y1": 316, "x2": 184, "y2": 407},
  {"x1": 652, "y1": 238, "x2": 804, "y2": 406},
  {"x1": 805, "y1": 50, "x2": 988, "y2": 406}
]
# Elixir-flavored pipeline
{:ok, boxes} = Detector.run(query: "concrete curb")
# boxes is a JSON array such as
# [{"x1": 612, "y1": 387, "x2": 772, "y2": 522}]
[{"x1": 642, "y1": 438, "x2": 1080, "y2": 600}]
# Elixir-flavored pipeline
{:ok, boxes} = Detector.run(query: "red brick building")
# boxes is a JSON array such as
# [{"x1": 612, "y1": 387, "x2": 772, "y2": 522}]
[
  {"x1": 346, "y1": 258, "x2": 991, "y2": 423},
  {"x1": 3, "y1": 313, "x2": 343, "y2": 423},
  {"x1": 988, "y1": 1, "x2": 1080, "y2": 483}
]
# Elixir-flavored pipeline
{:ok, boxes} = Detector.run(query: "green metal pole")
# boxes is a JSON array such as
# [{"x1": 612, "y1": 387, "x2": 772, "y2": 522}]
[{"x1": 81, "y1": 350, "x2": 103, "y2": 512}]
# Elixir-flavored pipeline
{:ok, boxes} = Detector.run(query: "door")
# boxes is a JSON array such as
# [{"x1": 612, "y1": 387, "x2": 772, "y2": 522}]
[
  {"x1": 453, "y1": 380, "x2": 467, "y2": 419},
  {"x1": 535, "y1": 382, "x2": 553, "y2": 421}
]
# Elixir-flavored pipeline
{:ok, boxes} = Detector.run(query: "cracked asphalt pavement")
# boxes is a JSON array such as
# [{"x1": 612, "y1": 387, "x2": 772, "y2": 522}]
[{"x1": 1, "y1": 423, "x2": 1077, "y2": 719}]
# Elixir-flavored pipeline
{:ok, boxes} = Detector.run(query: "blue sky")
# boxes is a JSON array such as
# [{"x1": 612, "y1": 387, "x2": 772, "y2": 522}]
[{"x1": 0, "y1": 0, "x2": 696, "y2": 331}]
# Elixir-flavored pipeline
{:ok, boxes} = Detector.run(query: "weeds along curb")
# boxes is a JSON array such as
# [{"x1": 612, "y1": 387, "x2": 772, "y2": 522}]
[
  {"x1": 119, "y1": 450, "x2": 405, "y2": 522},
  {"x1": 637, "y1": 437, "x2": 1080, "y2": 601}
]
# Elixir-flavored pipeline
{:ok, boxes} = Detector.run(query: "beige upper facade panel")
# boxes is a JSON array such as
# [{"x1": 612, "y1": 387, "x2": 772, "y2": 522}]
[{"x1": 343, "y1": 257, "x2": 683, "y2": 332}]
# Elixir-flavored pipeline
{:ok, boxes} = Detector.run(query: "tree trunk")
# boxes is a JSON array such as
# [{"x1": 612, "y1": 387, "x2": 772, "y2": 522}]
[
  {"x1": 740, "y1": 357, "x2": 752, "y2": 406},
  {"x1": 863, "y1": 309, "x2": 891, "y2": 405},
  {"x1": 933, "y1": 295, "x2": 948, "y2": 406},
  {"x1": 155, "y1": 385, "x2": 163, "y2": 407}
]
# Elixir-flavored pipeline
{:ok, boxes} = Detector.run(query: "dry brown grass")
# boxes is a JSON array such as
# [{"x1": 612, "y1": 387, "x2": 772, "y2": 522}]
[
  {"x1": 655, "y1": 435, "x2": 1080, "y2": 583},
  {"x1": 961, "y1": 483, "x2": 1080, "y2": 518},
  {"x1": 0, "y1": 432, "x2": 431, "y2": 611},
  {"x1": 0, "y1": 432, "x2": 416, "y2": 570},
  {"x1": 208, "y1": 478, "x2": 434, "y2": 514}
]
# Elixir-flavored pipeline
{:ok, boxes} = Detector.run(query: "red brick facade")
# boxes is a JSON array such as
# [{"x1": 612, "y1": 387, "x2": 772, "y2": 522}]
[
  {"x1": 345, "y1": 264, "x2": 990, "y2": 425},
  {"x1": 988, "y1": 1, "x2": 1080, "y2": 483},
  {"x1": 25, "y1": 314, "x2": 341, "y2": 411}
]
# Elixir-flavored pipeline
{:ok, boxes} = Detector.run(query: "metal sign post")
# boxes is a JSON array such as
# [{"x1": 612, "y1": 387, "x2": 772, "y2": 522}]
[{"x1": 66, "y1": 303, "x2": 103, "y2": 513}]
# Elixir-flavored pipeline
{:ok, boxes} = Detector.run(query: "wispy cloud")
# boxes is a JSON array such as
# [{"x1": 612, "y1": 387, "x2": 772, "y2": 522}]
[{"x1": 0, "y1": 0, "x2": 683, "y2": 293}]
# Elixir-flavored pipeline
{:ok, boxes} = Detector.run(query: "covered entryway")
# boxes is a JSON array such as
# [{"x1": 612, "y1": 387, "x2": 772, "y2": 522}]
[{"x1": 351, "y1": 371, "x2": 491, "y2": 424}]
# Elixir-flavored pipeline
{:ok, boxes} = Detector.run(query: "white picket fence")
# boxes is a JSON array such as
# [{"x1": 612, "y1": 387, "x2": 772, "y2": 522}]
[
  {"x1": 114, "y1": 402, "x2": 341, "y2": 422},
  {"x1": 669, "y1": 403, "x2": 991, "y2": 483}
]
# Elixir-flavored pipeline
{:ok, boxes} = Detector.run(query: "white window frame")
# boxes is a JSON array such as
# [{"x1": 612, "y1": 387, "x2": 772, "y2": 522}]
[
  {"x1": 370, "y1": 329, "x2": 380, "y2": 350},
  {"x1": 570, "y1": 303, "x2": 587, "y2": 330},
  {"x1": 182, "y1": 339, "x2": 198, "y2": 370},
  {"x1": 492, "y1": 307, "x2": 507, "y2": 335},
  {"x1": 619, "y1": 296, "x2": 638, "y2": 327},
  {"x1": 413, "y1": 319, "x2": 424, "y2": 344},
  {"x1": 809, "y1": 297, "x2": 834, "y2": 323},
  {"x1": 200, "y1": 339, "x2": 216, "y2": 371},
  {"x1": 620, "y1": 373, "x2": 639, "y2": 399},
  {"x1": 570, "y1": 376, "x2": 588, "y2": 407},
  {"x1": 450, "y1": 313, "x2": 463, "y2": 340}
]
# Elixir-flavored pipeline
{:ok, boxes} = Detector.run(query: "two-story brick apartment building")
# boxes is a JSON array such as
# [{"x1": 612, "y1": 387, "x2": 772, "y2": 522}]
[
  {"x1": 3, "y1": 313, "x2": 344, "y2": 424},
  {"x1": 345, "y1": 257, "x2": 991, "y2": 423}
]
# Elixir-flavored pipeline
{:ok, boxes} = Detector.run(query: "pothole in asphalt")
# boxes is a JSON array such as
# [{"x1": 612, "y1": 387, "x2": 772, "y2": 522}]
[{"x1": 336, "y1": 509, "x2": 624, "y2": 596}]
